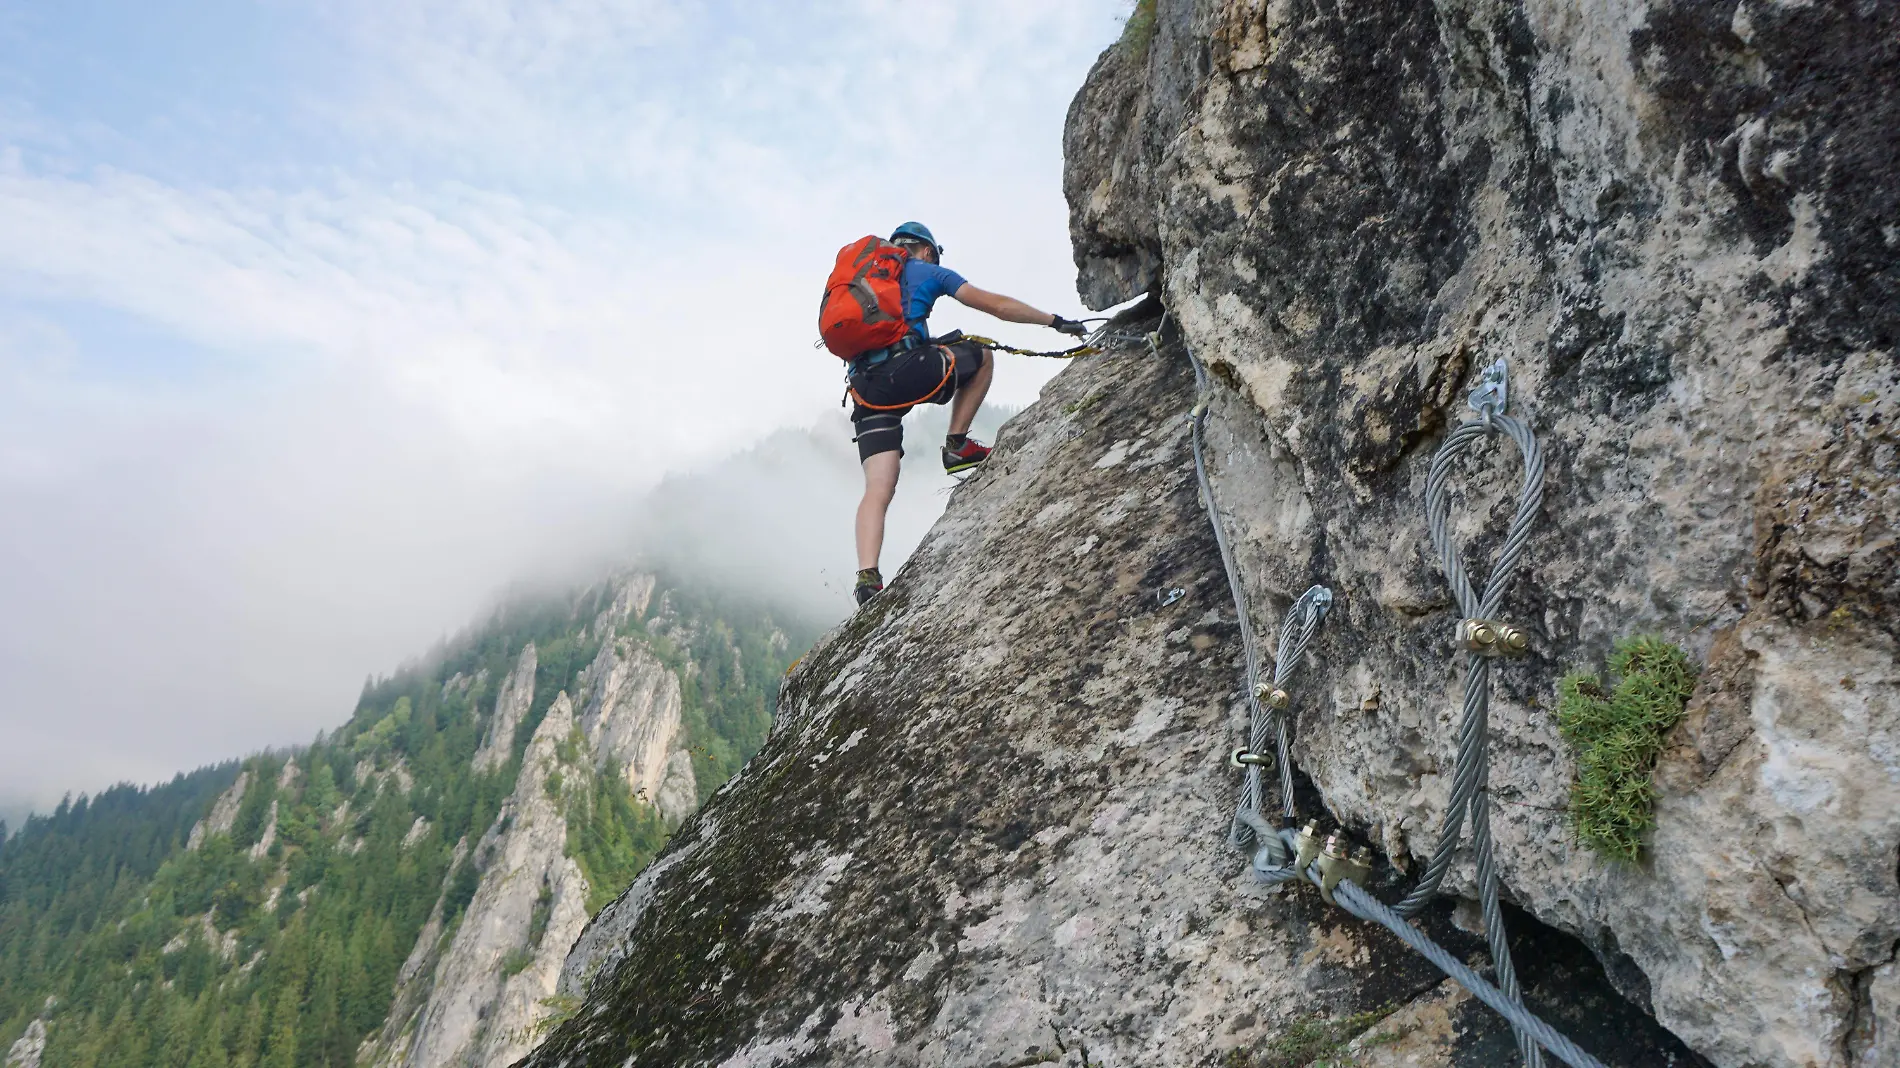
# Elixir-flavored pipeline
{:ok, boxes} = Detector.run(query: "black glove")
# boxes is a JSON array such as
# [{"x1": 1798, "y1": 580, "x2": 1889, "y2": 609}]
[{"x1": 1049, "y1": 314, "x2": 1088, "y2": 337}]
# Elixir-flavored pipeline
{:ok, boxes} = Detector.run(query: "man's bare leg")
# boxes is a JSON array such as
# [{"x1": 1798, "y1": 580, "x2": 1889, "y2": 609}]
[
  {"x1": 948, "y1": 348, "x2": 995, "y2": 436},
  {"x1": 856, "y1": 450, "x2": 902, "y2": 571}
]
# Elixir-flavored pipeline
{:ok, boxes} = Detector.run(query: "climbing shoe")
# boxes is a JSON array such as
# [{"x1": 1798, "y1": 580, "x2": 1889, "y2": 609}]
[
  {"x1": 853, "y1": 568, "x2": 884, "y2": 607},
  {"x1": 942, "y1": 436, "x2": 992, "y2": 474}
]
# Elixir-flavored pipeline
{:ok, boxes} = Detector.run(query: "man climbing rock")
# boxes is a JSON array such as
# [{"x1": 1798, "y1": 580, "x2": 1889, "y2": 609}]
[{"x1": 849, "y1": 221, "x2": 1086, "y2": 606}]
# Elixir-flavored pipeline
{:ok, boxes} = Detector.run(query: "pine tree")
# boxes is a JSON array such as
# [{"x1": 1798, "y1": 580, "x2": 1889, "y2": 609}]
[
  {"x1": 100, "y1": 998, "x2": 140, "y2": 1068},
  {"x1": 305, "y1": 764, "x2": 339, "y2": 820},
  {"x1": 188, "y1": 995, "x2": 230, "y2": 1068},
  {"x1": 158, "y1": 991, "x2": 196, "y2": 1068},
  {"x1": 342, "y1": 930, "x2": 378, "y2": 1039},
  {"x1": 231, "y1": 994, "x2": 265, "y2": 1068},
  {"x1": 302, "y1": 931, "x2": 345, "y2": 1068},
  {"x1": 262, "y1": 990, "x2": 298, "y2": 1068}
]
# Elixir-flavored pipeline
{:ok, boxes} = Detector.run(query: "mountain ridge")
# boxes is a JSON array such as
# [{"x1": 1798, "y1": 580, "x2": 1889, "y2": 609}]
[{"x1": 1, "y1": 570, "x2": 815, "y2": 1068}]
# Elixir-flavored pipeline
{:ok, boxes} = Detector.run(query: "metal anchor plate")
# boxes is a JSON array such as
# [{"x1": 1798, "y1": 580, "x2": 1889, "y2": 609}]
[{"x1": 1467, "y1": 357, "x2": 1509, "y2": 420}]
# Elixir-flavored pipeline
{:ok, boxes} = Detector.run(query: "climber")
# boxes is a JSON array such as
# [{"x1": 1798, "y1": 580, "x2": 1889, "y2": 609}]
[{"x1": 850, "y1": 221, "x2": 1088, "y2": 606}]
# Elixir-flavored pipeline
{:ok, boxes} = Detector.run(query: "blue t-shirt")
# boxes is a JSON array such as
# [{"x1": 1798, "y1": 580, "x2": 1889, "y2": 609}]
[{"x1": 900, "y1": 260, "x2": 968, "y2": 339}]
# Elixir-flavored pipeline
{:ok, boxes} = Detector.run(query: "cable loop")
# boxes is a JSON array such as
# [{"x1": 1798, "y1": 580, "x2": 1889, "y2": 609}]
[
  {"x1": 1165, "y1": 328, "x2": 1583, "y2": 1067},
  {"x1": 1382, "y1": 364, "x2": 1546, "y2": 1067}
]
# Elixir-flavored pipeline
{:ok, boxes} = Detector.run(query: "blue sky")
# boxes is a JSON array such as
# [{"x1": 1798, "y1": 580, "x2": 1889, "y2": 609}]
[{"x1": 0, "y1": 0, "x2": 1133, "y2": 812}]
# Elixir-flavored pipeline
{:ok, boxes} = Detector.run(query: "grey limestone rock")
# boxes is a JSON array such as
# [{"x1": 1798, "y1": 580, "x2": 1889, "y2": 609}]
[
  {"x1": 578, "y1": 638, "x2": 683, "y2": 803},
  {"x1": 521, "y1": 5, "x2": 1898, "y2": 1063},
  {"x1": 526, "y1": 336, "x2": 1693, "y2": 1067},
  {"x1": 475, "y1": 645, "x2": 539, "y2": 773},
  {"x1": 245, "y1": 799, "x2": 278, "y2": 861},
  {"x1": 374, "y1": 572, "x2": 702, "y2": 1068},
  {"x1": 652, "y1": 750, "x2": 698, "y2": 829},
  {"x1": 185, "y1": 769, "x2": 249, "y2": 851},
  {"x1": 1063, "y1": 2, "x2": 1900, "y2": 1066},
  {"x1": 366, "y1": 838, "x2": 473, "y2": 1068},
  {"x1": 597, "y1": 574, "x2": 656, "y2": 639},
  {"x1": 469, "y1": 6, "x2": 1900, "y2": 1062},
  {"x1": 3, "y1": 1019, "x2": 44, "y2": 1068},
  {"x1": 402, "y1": 694, "x2": 594, "y2": 1068}
]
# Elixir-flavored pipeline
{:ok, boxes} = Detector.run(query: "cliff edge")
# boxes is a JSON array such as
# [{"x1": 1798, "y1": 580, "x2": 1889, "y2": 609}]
[
  {"x1": 1066, "y1": 2, "x2": 1897, "y2": 1066},
  {"x1": 524, "y1": 2, "x2": 1897, "y2": 1066}
]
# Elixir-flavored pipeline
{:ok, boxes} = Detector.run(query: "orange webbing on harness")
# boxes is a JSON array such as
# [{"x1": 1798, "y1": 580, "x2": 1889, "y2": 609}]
[{"x1": 846, "y1": 346, "x2": 955, "y2": 412}]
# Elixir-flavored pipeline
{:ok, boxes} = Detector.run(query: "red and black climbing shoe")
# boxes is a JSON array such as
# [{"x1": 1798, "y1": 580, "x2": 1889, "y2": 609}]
[
  {"x1": 854, "y1": 568, "x2": 884, "y2": 607},
  {"x1": 942, "y1": 436, "x2": 991, "y2": 474}
]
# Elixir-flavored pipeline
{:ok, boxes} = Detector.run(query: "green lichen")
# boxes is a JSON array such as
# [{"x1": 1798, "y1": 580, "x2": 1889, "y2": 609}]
[
  {"x1": 529, "y1": 995, "x2": 583, "y2": 1040},
  {"x1": 1227, "y1": 1006, "x2": 1399, "y2": 1067},
  {"x1": 1556, "y1": 636, "x2": 1699, "y2": 863},
  {"x1": 1063, "y1": 389, "x2": 1106, "y2": 417}
]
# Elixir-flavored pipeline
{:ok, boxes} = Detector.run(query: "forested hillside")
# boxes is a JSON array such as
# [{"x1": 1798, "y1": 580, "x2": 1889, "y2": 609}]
[{"x1": 0, "y1": 573, "x2": 816, "y2": 1068}]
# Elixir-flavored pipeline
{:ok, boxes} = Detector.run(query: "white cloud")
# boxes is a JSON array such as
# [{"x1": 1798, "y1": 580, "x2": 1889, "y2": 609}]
[{"x1": 0, "y1": 0, "x2": 1133, "y2": 809}]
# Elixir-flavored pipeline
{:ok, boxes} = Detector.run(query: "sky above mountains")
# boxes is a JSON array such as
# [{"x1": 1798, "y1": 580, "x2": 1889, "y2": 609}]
[{"x1": 0, "y1": 0, "x2": 1131, "y2": 813}]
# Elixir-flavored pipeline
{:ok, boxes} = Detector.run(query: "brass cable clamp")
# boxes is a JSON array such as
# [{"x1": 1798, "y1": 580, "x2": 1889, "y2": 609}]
[
  {"x1": 1229, "y1": 749, "x2": 1273, "y2": 769},
  {"x1": 1293, "y1": 820, "x2": 1324, "y2": 875},
  {"x1": 1458, "y1": 618, "x2": 1530, "y2": 657},
  {"x1": 1316, "y1": 834, "x2": 1373, "y2": 907},
  {"x1": 1253, "y1": 682, "x2": 1291, "y2": 710}
]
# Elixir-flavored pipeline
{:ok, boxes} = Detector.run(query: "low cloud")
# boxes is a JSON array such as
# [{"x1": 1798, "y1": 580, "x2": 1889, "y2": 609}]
[
  {"x1": 629, "y1": 404, "x2": 1016, "y2": 622},
  {"x1": 0, "y1": 0, "x2": 1131, "y2": 812}
]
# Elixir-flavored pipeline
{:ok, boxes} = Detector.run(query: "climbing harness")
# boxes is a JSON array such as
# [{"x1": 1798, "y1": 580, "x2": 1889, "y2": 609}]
[
  {"x1": 843, "y1": 321, "x2": 1114, "y2": 410},
  {"x1": 1162, "y1": 313, "x2": 1598, "y2": 1068},
  {"x1": 845, "y1": 345, "x2": 957, "y2": 411}
]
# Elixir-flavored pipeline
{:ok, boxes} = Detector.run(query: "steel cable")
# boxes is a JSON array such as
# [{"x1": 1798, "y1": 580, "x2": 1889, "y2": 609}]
[
  {"x1": 1382, "y1": 402, "x2": 1546, "y2": 1068},
  {"x1": 1159, "y1": 320, "x2": 1331, "y2": 867},
  {"x1": 1165, "y1": 323, "x2": 1572, "y2": 1067},
  {"x1": 1332, "y1": 880, "x2": 1607, "y2": 1068},
  {"x1": 1239, "y1": 829, "x2": 1607, "y2": 1068}
]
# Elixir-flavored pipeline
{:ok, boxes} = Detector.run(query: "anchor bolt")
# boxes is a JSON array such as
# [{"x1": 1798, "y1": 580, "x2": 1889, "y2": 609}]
[{"x1": 1459, "y1": 619, "x2": 1529, "y2": 658}]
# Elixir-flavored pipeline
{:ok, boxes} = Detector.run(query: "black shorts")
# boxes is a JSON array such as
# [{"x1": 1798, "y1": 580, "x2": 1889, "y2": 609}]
[{"x1": 849, "y1": 340, "x2": 985, "y2": 461}]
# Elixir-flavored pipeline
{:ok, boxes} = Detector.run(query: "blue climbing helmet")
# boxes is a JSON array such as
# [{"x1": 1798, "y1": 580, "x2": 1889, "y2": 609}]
[{"x1": 890, "y1": 221, "x2": 942, "y2": 258}]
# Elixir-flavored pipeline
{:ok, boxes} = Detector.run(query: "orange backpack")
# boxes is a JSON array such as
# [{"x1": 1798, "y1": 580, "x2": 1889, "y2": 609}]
[{"x1": 818, "y1": 236, "x2": 911, "y2": 359}]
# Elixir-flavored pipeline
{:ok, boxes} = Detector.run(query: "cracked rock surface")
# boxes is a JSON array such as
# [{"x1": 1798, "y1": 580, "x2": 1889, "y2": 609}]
[
  {"x1": 1065, "y1": 2, "x2": 1899, "y2": 1066},
  {"x1": 525, "y1": 335, "x2": 1695, "y2": 1067}
]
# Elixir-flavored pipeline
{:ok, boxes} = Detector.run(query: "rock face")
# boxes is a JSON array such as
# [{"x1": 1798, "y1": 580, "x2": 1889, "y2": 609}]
[
  {"x1": 577, "y1": 638, "x2": 688, "y2": 814},
  {"x1": 1057, "y1": 3, "x2": 1899, "y2": 1067},
  {"x1": 526, "y1": 335, "x2": 1697, "y2": 1067},
  {"x1": 522, "y1": 5, "x2": 1897, "y2": 1066},
  {"x1": 475, "y1": 646, "x2": 539, "y2": 773},
  {"x1": 370, "y1": 573, "x2": 706, "y2": 1068},
  {"x1": 245, "y1": 799, "x2": 278, "y2": 861},
  {"x1": 402, "y1": 693, "x2": 595, "y2": 1068},
  {"x1": 2, "y1": 1019, "x2": 44, "y2": 1068},
  {"x1": 185, "y1": 769, "x2": 249, "y2": 851},
  {"x1": 650, "y1": 750, "x2": 698, "y2": 829}
]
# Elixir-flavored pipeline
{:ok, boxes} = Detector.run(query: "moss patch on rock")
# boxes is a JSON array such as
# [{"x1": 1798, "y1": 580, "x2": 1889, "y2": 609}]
[
  {"x1": 1226, "y1": 1006, "x2": 1399, "y2": 1067},
  {"x1": 1556, "y1": 637, "x2": 1699, "y2": 862}
]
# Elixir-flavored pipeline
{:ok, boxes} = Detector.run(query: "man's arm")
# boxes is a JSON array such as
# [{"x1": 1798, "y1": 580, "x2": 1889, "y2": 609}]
[{"x1": 952, "y1": 283, "x2": 1057, "y2": 327}]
